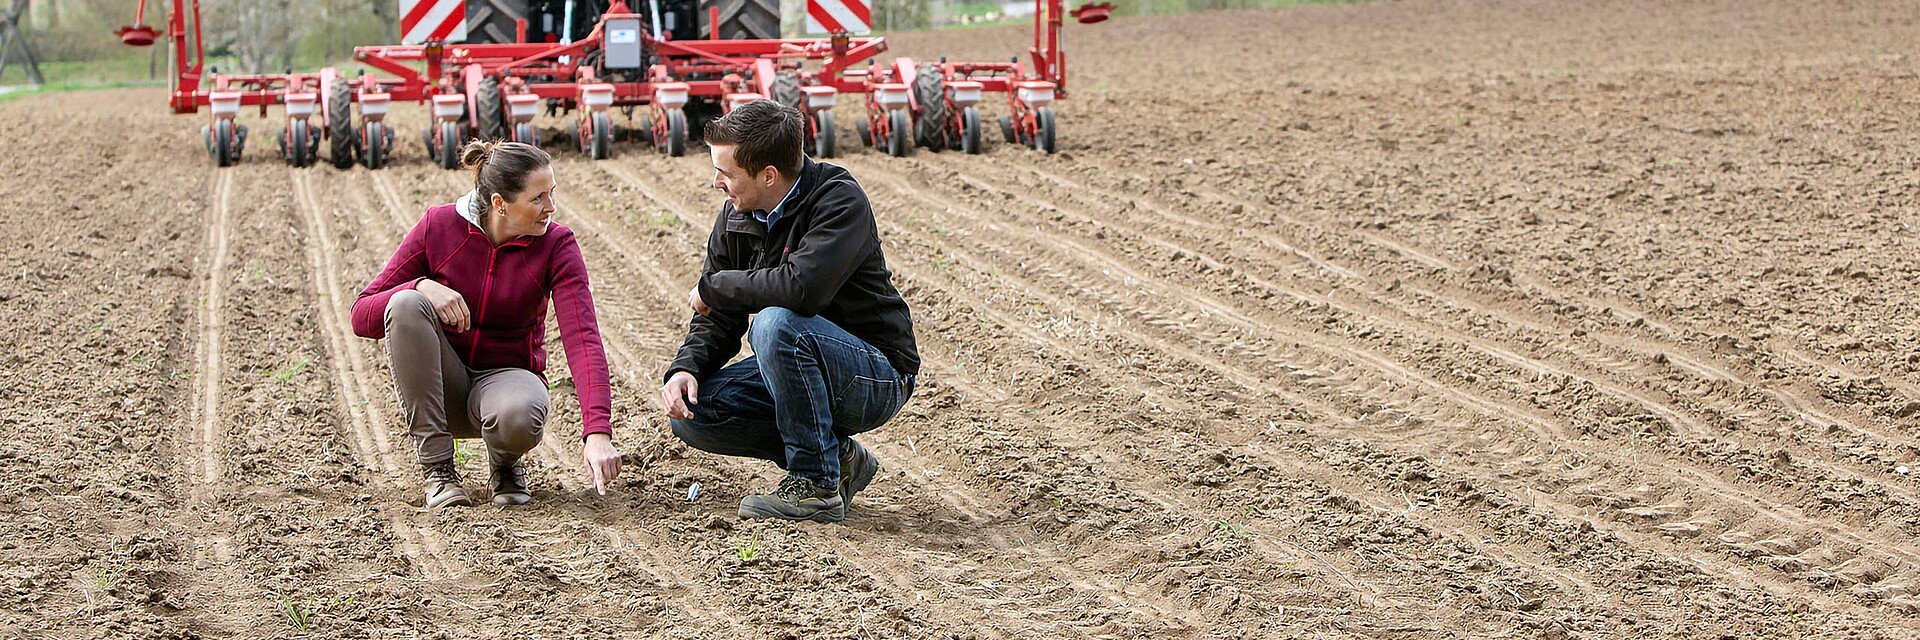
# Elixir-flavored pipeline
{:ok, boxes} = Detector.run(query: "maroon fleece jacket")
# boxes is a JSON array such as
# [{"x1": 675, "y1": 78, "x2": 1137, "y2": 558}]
[{"x1": 351, "y1": 203, "x2": 613, "y2": 439}]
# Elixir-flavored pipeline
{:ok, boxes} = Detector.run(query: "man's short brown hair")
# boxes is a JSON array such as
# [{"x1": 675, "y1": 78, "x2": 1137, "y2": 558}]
[{"x1": 705, "y1": 99, "x2": 804, "y2": 178}]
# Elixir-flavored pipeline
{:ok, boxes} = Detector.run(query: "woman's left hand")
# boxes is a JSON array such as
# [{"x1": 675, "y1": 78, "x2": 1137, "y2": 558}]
[{"x1": 583, "y1": 433, "x2": 622, "y2": 495}]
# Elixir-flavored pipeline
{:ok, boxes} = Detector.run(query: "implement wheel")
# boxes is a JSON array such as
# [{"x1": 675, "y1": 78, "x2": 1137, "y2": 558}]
[
  {"x1": 886, "y1": 110, "x2": 910, "y2": 157},
  {"x1": 286, "y1": 119, "x2": 313, "y2": 167},
  {"x1": 362, "y1": 121, "x2": 388, "y2": 170},
  {"x1": 515, "y1": 121, "x2": 539, "y2": 149},
  {"x1": 328, "y1": 80, "x2": 356, "y2": 169},
  {"x1": 813, "y1": 110, "x2": 836, "y2": 159},
  {"x1": 961, "y1": 107, "x2": 981, "y2": 155},
  {"x1": 1033, "y1": 107, "x2": 1057, "y2": 154},
  {"x1": 212, "y1": 119, "x2": 237, "y2": 167},
  {"x1": 436, "y1": 121, "x2": 461, "y2": 170},
  {"x1": 661, "y1": 109, "x2": 687, "y2": 157},
  {"x1": 588, "y1": 112, "x2": 613, "y2": 160}
]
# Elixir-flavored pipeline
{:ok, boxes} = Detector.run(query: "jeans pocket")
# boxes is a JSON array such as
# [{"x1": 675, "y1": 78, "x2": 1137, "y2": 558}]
[{"x1": 835, "y1": 375, "x2": 905, "y2": 434}]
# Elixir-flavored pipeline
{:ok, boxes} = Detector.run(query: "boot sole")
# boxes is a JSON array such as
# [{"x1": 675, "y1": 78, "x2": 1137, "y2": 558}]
[
  {"x1": 427, "y1": 491, "x2": 473, "y2": 508},
  {"x1": 492, "y1": 492, "x2": 532, "y2": 506},
  {"x1": 737, "y1": 503, "x2": 845, "y2": 523}
]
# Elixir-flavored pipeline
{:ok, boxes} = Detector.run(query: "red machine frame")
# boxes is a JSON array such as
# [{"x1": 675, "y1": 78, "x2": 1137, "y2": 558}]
[{"x1": 117, "y1": 0, "x2": 1108, "y2": 167}]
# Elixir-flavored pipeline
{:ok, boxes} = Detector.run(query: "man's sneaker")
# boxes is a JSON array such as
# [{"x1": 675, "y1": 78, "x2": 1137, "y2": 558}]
[
  {"x1": 422, "y1": 460, "x2": 471, "y2": 508},
  {"x1": 838, "y1": 439, "x2": 880, "y2": 506},
  {"x1": 738, "y1": 476, "x2": 844, "y2": 523},
  {"x1": 490, "y1": 456, "x2": 532, "y2": 506}
]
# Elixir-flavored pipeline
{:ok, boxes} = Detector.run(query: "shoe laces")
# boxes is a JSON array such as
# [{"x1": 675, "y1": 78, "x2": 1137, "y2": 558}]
[
  {"x1": 494, "y1": 460, "x2": 526, "y2": 485},
  {"x1": 774, "y1": 476, "x2": 820, "y2": 502},
  {"x1": 424, "y1": 461, "x2": 460, "y2": 484}
]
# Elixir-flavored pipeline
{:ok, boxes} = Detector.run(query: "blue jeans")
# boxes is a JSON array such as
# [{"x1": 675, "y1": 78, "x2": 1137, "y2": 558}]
[{"x1": 670, "y1": 307, "x2": 913, "y2": 487}]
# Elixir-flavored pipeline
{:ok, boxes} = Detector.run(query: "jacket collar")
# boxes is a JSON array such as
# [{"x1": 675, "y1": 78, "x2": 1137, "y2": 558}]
[
  {"x1": 724, "y1": 157, "x2": 818, "y2": 238},
  {"x1": 455, "y1": 190, "x2": 536, "y2": 247}
]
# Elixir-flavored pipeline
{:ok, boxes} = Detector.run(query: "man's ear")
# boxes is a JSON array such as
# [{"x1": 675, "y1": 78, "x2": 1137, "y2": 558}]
[{"x1": 760, "y1": 165, "x2": 780, "y2": 187}]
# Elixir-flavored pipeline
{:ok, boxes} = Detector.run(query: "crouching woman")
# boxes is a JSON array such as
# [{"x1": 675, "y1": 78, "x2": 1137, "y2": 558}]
[{"x1": 350, "y1": 141, "x2": 622, "y2": 507}]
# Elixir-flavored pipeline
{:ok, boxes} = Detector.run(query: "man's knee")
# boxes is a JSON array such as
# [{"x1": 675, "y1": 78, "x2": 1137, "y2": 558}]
[
  {"x1": 383, "y1": 289, "x2": 435, "y2": 329},
  {"x1": 669, "y1": 417, "x2": 723, "y2": 453},
  {"x1": 748, "y1": 306, "x2": 804, "y2": 350}
]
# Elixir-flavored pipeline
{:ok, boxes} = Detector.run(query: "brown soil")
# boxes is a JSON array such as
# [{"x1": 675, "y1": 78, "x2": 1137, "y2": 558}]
[{"x1": 5, "y1": 0, "x2": 1920, "y2": 637}]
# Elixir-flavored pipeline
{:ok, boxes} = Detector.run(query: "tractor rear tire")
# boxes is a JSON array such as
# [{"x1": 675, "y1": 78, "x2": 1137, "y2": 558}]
[
  {"x1": 961, "y1": 107, "x2": 981, "y2": 154},
  {"x1": 437, "y1": 121, "x2": 462, "y2": 170},
  {"x1": 363, "y1": 121, "x2": 387, "y2": 170},
  {"x1": 700, "y1": 0, "x2": 779, "y2": 40},
  {"x1": 912, "y1": 63, "x2": 947, "y2": 150},
  {"x1": 1034, "y1": 107, "x2": 1057, "y2": 154},
  {"x1": 329, "y1": 79, "x2": 356, "y2": 169},
  {"x1": 814, "y1": 110, "x2": 836, "y2": 159},
  {"x1": 477, "y1": 76, "x2": 505, "y2": 143},
  {"x1": 886, "y1": 110, "x2": 910, "y2": 157},
  {"x1": 465, "y1": 0, "x2": 528, "y2": 44},
  {"x1": 772, "y1": 69, "x2": 801, "y2": 112}
]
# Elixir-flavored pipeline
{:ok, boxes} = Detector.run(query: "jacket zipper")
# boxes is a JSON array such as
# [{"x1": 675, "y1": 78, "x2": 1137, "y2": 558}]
[{"x1": 471, "y1": 243, "x2": 499, "y2": 354}]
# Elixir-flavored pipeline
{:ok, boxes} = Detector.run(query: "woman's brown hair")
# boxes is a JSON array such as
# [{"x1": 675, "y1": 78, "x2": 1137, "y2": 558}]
[{"x1": 459, "y1": 140, "x2": 551, "y2": 216}]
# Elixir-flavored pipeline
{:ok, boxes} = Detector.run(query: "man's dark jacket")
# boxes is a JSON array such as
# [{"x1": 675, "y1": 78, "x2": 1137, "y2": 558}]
[{"x1": 666, "y1": 158, "x2": 920, "y2": 382}]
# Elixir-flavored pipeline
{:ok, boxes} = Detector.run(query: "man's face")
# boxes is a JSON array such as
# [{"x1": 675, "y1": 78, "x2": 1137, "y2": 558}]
[{"x1": 709, "y1": 144, "x2": 776, "y2": 212}]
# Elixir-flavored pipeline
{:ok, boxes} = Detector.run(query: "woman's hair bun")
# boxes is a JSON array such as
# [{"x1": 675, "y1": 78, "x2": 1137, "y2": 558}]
[{"x1": 460, "y1": 140, "x2": 497, "y2": 177}]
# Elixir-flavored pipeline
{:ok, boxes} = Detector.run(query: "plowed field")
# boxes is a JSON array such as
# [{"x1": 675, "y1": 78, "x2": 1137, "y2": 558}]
[{"x1": 6, "y1": 0, "x2": 1920, "y2": 637}]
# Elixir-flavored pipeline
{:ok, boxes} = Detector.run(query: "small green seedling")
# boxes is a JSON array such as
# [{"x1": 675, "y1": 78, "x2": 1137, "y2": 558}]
[
  {"x1": 735, "y1": 534, "x2": 763, "y2": 561},
  {"x1": 93, "y1": 563, "x2": 129, "y2": 590},
  {"x1": 1211, "y1": 519, "x2": 1258, "y2": 540},
  {"x1": 268, "y1": 359, "x2": 310, "y2": 384},
  {"x1": 452, "y1": 441, "x2": 480, "y2": 466}
]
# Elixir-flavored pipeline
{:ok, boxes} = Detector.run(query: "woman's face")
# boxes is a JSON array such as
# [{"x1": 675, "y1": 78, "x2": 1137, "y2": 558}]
[{"x1": 490, "y1": 165, "x2": 557, "y2": 238}]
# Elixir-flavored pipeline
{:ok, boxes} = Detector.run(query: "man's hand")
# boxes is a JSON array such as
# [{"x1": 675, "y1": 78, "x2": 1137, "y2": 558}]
[
  {"x1": 582, "y1": 433, "x2": 622, "y2": 496},
  {"x1": 660, "y1": 371, "x2": 699, "y2": 420},
  {"x1": 687, "y1": 285, "x2": 713, "y2": 317},
  {"x1": 415, "y1": 279, "x2": 471, "y2": 332}
]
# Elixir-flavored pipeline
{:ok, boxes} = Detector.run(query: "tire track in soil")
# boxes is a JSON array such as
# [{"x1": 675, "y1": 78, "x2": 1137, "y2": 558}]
[
  {"x1": 957, "y1": 159, "x2": 1920, "y2": 603},
  {"x1": 588, "y1": 158, "x2": 1357, "y2": 637},
  {"x1": 898, "y1": 155, "x2": 1920, "y2": 610},
  {"x1": 171, "y1": 168, "x2": 256, "y2": 635},
  {"x1": 290, "y1": 169, "x2": 462, "y2": 580},
  {"x1": 1026, "y1": 162, "x2": 1920, "y2": 490},
  {"x1": 840, "y1": 157, "x2": 1899, "y2": 622},
  {"x1": 918, "y1": 157, "x2": 1920, "y2": 523},
  {"x1": 847, "y1": 172, "x2": 1590, "y2": 622},
  {"x1": 401, "y1": 167, "x2": 775, "y2": 636},
  {"x1": 552, "y1": 167, "x2": 1121, "y2": 639}
]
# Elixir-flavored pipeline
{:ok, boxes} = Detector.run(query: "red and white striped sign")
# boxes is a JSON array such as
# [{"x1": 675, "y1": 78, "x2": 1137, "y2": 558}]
[
  {"x1": 805, "y1": 0, "x2": 872, "y2": 35},
  {"x1": 400, "y1": 0, "x2": 467, "y2": 45}
]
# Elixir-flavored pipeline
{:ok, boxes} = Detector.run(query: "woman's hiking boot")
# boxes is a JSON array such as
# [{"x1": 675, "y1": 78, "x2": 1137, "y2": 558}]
[{"x1": 423, "y1": 460, "x2": 471, "y2": 508}]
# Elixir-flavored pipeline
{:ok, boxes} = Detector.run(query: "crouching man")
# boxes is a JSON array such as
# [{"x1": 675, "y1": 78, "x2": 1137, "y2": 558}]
[{"x1": 659, "y1": 100, "x2": 920, "y2": 523}]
